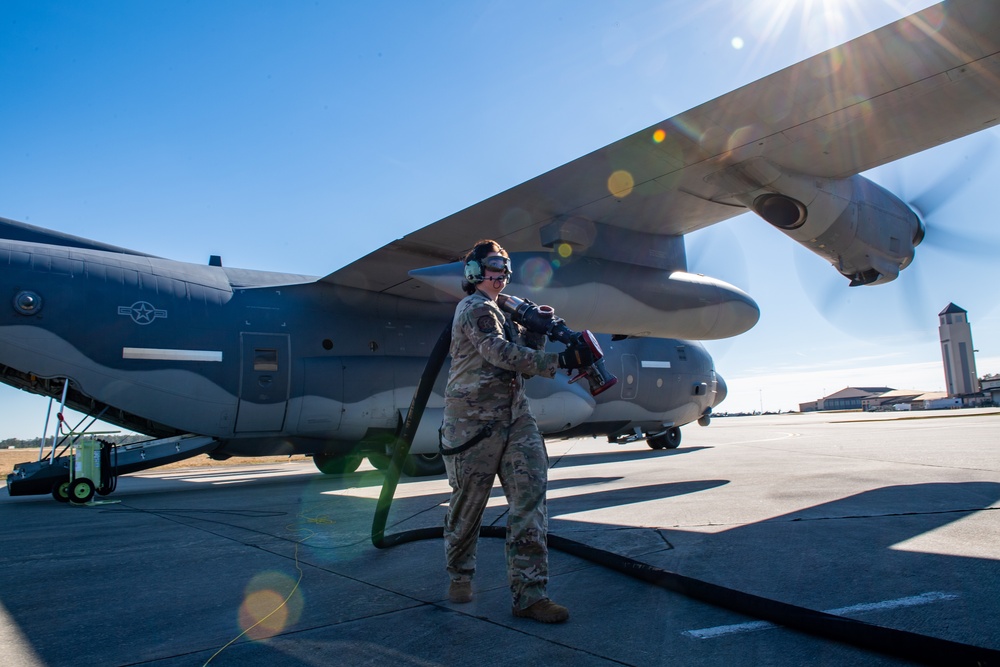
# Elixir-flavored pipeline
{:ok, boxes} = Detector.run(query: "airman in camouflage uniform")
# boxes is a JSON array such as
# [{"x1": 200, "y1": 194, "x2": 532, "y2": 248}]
[{"x1": 441, "y1": 240, "x2": 570, "y2": 623}]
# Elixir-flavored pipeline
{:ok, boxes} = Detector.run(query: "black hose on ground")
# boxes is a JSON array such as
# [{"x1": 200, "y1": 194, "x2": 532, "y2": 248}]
[
  {"x1": 369, "y1": 320, "x2": 1000, "y2": 666},
  {"x1": 371, "y1": 323, "x2": 452, "y2": 549}
]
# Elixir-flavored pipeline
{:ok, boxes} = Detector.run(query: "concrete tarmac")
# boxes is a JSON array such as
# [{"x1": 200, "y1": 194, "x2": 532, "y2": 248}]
[{"x1": 2, "y1": 409, "x2": 999, "y2": 666}]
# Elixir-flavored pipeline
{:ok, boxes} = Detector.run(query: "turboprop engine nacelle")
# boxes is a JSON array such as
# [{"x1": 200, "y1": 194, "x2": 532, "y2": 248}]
[{"x1": 707, "y1": 158, "x2": 924, "y2": 286}]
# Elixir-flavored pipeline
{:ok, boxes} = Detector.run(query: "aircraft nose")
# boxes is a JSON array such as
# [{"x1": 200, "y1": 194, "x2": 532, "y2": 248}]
[{"x1": 714, "y1": 373, "x2": 728, "y2": 407}]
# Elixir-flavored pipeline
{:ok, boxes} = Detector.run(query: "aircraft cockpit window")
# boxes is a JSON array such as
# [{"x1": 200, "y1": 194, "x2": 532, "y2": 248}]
[{"x1": 253, "y1": 348, "x2": 278, "y2": 371}]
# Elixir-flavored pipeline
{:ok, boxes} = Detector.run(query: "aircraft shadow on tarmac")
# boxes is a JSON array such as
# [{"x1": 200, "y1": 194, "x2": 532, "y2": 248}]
[
  {"x1": 3, "y1": 466, "x2": 999, "y2": 665},
  {"x1": 138, "y1": 475, "x2": 1000, "y2": 650},
  {"x1": 542, "y1": 479, "x2": 1000, "y2": 645},
  {"x1": 546, "y1": 476, "x2": 728, "y2": 505},
  {"x1": 550, "y1": 445, "x2": 711, "y2": 468},
  {"x1": 18, "y1": 443, "x2": 710, "y2": 503},
  {"x1": 0, "y1": 443, "x2": 708, "y2": 504}
]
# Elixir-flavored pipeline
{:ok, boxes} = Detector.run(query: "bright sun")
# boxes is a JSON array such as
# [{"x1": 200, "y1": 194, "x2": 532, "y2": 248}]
[{"x1": 731, "y1": 0, "x2": 872, "y2": 59}]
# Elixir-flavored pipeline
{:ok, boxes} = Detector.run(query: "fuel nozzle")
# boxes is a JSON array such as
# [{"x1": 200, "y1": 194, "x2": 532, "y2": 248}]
[
  {"x1": 496, "y1": 294, "x2": 618, "y2": 397},
  {"x1": 564, "y1": 329, "x2": 618, "y2": 396}
]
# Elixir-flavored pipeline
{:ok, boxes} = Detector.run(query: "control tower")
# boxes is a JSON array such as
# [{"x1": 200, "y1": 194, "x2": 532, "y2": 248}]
[{"x1": 938, "y1": 303, "x2": 980, "y2": 397}]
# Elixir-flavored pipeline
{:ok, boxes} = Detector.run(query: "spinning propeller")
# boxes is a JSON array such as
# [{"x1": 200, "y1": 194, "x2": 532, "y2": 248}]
[
  {"x1": 684, "y1": 219, "x2": 752, "y2": 295},
  {"x1": 796, "y1": 130, "x2": 1000, "y2": 339}
]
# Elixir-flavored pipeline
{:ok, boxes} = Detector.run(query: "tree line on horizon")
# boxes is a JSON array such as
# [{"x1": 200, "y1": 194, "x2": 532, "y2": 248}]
[{"x1": 2, "y1": 434, "x2": 148, "y2": 450}]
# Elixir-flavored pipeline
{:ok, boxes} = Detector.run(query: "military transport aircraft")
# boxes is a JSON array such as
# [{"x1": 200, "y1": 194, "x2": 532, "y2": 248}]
[{"x1": 3, "y1": 0, "x2": 1000, "y2": 499}]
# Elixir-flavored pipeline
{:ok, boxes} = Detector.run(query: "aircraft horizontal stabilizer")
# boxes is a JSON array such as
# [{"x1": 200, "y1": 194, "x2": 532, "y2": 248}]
[{"x1": 0, "y1": 216, "x2": 155, "y2": 258}]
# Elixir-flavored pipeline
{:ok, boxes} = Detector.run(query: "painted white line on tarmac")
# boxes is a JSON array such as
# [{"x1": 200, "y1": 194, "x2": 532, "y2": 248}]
[
  {"x1": 141, "y1": 468, "x2": 312, "y2": 484},
  {"x1": 684, "y1": 591, "x2": 959, "y2": 639}
]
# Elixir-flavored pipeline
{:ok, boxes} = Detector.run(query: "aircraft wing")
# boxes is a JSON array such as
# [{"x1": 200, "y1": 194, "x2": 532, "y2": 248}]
[{"x1": 323, "y1": 0, "x2": 1000, "y2": 301}]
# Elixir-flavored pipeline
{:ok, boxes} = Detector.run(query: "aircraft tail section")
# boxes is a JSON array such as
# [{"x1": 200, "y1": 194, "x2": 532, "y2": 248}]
[{"x1": 0, "y1": 216, "x2": 156, "y2": 257}]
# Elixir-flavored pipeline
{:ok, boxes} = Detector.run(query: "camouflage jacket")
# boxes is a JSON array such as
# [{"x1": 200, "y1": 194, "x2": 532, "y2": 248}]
[{"x1": 444, "y1": 290, "x2": 559, "y2": 422}]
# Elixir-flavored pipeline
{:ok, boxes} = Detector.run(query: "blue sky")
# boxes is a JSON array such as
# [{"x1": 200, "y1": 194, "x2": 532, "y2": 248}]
[{"x1": 2, "y1": 0, "x2": 998, "y2": 439}]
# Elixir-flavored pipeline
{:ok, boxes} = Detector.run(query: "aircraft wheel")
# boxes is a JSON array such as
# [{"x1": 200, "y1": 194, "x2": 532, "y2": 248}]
[
  {"x1": 69, "y1": 478, "x2": 95, "y2": 504},
  {"x1": 313, "y1": 453, "x2": 363, "y2": 475},
  {"x1": 52, "y1": 480, "x2": 71, "y2": 503},
  {"x1": 402, "y1": 452, "x2": 445, "y2": 477},
  {"x1": 647, "y1": 427, "x2": 681, "y2": 450},
  {"x1": 367, "y1": 453, "x2": 390, "y2": 471}
]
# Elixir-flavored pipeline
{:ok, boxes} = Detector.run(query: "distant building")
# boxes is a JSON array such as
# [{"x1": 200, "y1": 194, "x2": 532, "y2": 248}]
[
  {"x1": 923, "y1": 396, "x2": 964, "y2": 410},
  {"x1": 979, "y1": 374, "x2": 1000, "y2": 407},
  {"x1": 909, "y1": 392, "x2": 951, "y2": 410},
  {"x1": 799, "y1": 387, "x2": 893, "y2": 412},
  {"x1": 797, "y1": 304, "x2": 994, "y2": 412},
  {"x1": 939, "y1": 303, "x2": 980, "y2": 397},
  {"x1": 861, "y1": 389, "x2": 947, "y2": 411},
  {"x1": 800, "y1": 387, "x2": 960, "y2": 412}
]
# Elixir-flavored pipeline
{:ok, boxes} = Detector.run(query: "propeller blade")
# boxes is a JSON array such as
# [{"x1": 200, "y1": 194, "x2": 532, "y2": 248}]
[
  {"x1": 910, "y1": 134, "x2": 996, "y2": 217},
  {"x1": 798, "y1": 131, "x2": 999, "y2": 340},
  {"x1": 919, "y1": 226, "x2": 996, "y2": 258},
  {"x1": 793, "y1": 246, "x2": 852, "y2": 332},
  {"x1": 684, "y1": 219, "x2": 751, "y2": 292}
]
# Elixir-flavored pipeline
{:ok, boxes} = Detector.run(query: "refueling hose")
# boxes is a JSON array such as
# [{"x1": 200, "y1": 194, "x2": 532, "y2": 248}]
[
  {"x1": 98, "y1": 438, "x2": 119, "y2": 496},
  {"x1": 370, "y1": 322, "x2": 1000, "y2": 666}
]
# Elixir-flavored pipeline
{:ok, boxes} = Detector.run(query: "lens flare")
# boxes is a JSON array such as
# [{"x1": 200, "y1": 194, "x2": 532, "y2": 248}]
[
  {"x1": 808, "y1": 48, "x2": 844, "y2": 79},
  {"x1": 607, "y1": 169, "x2": 634, "y2": 197},
  {"x1": 557, "y1": 243, "x2": 573, "y2": 258},
  {"x1": 725, "y1": 124, "x2": 760, "y2": 153},
  {"x1": 520, "y1": 256, "x2": 554, "y2": 289},
  {"x1": 500, "y1": 206, "x2": 531, "y2": 236},
  {"x1": 240, "y1": 590, "x2": 287, "y2": 639},
  {"x1": 652, "y1": 128, "x2": 666, "y2": 143},
  {"x1": 899, "y1": 4, "x2": 945, "y2": 43},
  {"x1": 238, "y1": 571, "x2": 303, "y2": 640}
]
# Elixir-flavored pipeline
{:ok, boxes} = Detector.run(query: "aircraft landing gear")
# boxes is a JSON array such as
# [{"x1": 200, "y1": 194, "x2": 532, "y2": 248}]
[
  {"x1": 312, "y1": 450, "x2": 444, "y2": 477},
  {"x1": 313, "y1": 453, "x2": 363, "y2": 475},
  {"x1": 647, "y1": 427, "x2": 681, "y2": 450},
  {"x1": 367, "y1": 453, "x2": 390, "y2": 470},
  {"x1": 366, "y1": 451, "x2": 444, "y2": 476},
  {"x1": 401, "y1": 452, "x2": 445, "y2": 477}
]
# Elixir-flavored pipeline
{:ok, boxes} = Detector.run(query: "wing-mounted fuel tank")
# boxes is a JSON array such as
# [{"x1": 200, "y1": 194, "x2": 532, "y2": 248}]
[
  {"x1": 707, "y1": 157, "x2": 924, "y2": 286},
  {"x1": 409, "y1": 253, "x2": 760, "y2": 341}
]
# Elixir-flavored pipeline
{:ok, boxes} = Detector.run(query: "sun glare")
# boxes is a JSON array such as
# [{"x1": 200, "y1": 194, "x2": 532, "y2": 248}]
[{"x1": 738, "y1": 0, "x2": 870, "y2": 68}]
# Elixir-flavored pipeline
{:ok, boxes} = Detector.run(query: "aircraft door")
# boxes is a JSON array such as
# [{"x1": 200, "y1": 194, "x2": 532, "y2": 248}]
[{"x1": 235, "y1": 333, "x2": 290, "y2": 432}]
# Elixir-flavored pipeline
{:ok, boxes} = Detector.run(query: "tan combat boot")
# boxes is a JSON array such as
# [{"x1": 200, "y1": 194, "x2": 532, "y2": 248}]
[
  {"x1": 512, "y1": 598, "x2": 569, "y2": 623},
  {"x1": 448, "y1": 580, "x2": 472, "y2": 603}
]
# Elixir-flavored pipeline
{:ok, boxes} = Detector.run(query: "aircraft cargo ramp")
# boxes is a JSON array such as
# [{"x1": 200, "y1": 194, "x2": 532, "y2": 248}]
[{"x1": 5, "y1": 434, "x2": 218, "y2": 498}]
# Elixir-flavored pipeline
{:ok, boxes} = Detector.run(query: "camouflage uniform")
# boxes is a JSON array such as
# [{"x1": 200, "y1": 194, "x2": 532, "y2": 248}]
[{"x1": 441, "y1": 289, "x2": 559, "y2": 610}]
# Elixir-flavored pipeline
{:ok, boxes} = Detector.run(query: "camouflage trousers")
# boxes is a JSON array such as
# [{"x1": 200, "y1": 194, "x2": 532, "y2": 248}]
[{"x1": 441, "y1": 411, "x2": 549, "y2": 610}]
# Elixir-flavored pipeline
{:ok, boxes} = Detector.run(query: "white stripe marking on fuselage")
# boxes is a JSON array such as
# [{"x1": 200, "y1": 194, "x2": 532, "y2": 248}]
[{"x1": 123, "y1": 347, "x2": 223, "y2": 362}]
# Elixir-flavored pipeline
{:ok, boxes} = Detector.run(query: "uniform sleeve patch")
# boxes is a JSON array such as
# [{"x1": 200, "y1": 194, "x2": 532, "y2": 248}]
[{"x1": 477, "y1": 315, "x2": 495, "y2": 333}]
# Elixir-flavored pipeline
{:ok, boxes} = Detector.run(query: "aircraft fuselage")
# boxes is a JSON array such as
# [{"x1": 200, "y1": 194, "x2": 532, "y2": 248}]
[{"x1": 1, "y1": 237, "x2": 723, "y2": 463}]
